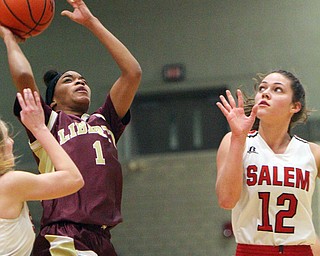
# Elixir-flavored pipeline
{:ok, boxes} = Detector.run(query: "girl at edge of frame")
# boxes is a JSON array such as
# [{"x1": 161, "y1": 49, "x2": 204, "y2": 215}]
[
  {"x1": 216, "y1": 70, "x2": 320, "y2": 256},
  {"x1": 0, "y1": 89, "x2": 84, "y2": 255}
]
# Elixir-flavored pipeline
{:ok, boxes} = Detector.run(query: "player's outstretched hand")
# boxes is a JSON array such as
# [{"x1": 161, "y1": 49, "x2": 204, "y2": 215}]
[
  {"x1": 216, "y1": 89, "x2": 257, "y2": 137},
  {"x1": 17, "y1": 88, "x2": 45, "y2": 133},
  {"x1": 61, "y1": 0, "x2": 95, "y2": 26}
]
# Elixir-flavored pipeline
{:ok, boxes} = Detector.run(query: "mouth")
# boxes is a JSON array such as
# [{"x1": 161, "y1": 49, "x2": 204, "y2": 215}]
[
  {"x1": 75, "y1": 86, "x2": 88, "y2": 94},
  {"x1": 258, "y1": 100, "x2": 270, "y2": 106}
]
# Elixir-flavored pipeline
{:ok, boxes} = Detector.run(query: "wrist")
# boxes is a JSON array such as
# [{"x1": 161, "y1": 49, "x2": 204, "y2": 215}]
[{"x1": 231, "y1": 133, "x2": 247, "y2": 143}]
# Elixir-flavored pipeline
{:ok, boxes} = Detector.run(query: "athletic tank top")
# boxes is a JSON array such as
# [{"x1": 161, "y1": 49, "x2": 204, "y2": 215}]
[
  {"x1": 0, "y1": 202, "x2": 35, "y2": 255},
  {"x1": 232, "y1": 131, "x2": 317, "y2": 245},
  {"x1": 24, "y1": 95, "x2": 128, "y2": 227}
]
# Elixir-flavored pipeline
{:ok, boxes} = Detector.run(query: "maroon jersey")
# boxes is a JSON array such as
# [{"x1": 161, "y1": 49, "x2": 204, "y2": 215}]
[{"x1": 14, "y1": 94, "x2": 130, "y2": 228}]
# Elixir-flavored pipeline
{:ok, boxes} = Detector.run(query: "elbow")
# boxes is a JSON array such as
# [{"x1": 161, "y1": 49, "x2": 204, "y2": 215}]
[
  {"x1": 135, "y1": 63, "x2": 142, "y2": 78},
  {"x1": 125, "y1": 63, "x2": 142, "y2": 85},
  {"x1": 217, "y1": 198, "x2": 236, "y2": 210},
  {"x1": 75, "y1": 176, "x2": 85, "y2": 190},
  {"x1": 216, "y1": 189, "x2": 239, "y2": 210},
  {"x1": 130, "y1": 64, "x2": 142, "y2": 84},
  {"x1": 14, "y1": 72, "x2": 35, "y2": 91}
]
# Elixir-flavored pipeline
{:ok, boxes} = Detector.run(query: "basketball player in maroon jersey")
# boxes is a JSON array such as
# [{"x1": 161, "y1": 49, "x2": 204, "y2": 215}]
[{"x1": 0, "y1": 0, "x2": 141, "y2": 255}]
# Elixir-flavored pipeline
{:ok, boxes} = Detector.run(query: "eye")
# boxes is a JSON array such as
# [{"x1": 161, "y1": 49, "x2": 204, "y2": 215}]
[
  {"x1": 258, "y1": 84, "x2": 266, "y2": 92},
  {"x1": 274, "y1": 87, "x2": 283, "y2": 93},
  {"x1": 63, "y1": 78, "x2": 73, "y2": 83}
]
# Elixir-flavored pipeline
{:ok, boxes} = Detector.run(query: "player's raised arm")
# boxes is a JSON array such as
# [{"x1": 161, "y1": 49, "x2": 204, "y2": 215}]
[
  {"x1": 215, "y1": 90, "x2": 257, "y2": 209},
  {"x1": 15, "y1": 88, "x2": 84, "y2": 201},
  {"x1": 61, "y1": 0, "x2": 142, "y2": 119},
  {"x1": 0, "y1": 25, "x2": 39, "y2": 94}
]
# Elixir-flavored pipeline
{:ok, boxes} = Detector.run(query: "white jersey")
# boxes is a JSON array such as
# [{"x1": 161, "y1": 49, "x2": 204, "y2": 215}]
[
  {"x1": 232, "y1": 131, "x2": 318, "y2": 245},
  {"x1": 0, "y1": 202, "x2": 35, "y2": 256}
]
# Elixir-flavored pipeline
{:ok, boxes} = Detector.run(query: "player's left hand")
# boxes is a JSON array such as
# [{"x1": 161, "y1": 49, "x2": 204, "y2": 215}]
[
  {"x1": 17, "y1": 88, "x2": 45, "y2": 133},
  {"x1": 0, "y1": 24, "x2": 25, "y2": 43},
  {"x1": 216, "y1": 89, "x2": 258, "y2": 137},
  {"x1": 61, "y1": 0, "x2": 95, "y2": 26}
]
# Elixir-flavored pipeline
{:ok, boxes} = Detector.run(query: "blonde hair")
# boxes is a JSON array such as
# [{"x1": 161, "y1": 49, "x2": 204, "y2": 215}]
[{"x1": 0, "y1": 120, "x2": 15, "y2": 176}]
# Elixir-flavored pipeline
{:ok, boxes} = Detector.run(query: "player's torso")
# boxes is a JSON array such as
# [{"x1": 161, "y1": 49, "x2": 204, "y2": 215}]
[
  {"x1": 54, "y1": 113, "x2": 120, "y2": 175},
  {"x1": 42, "y1": 112, "x2": 123, "y2": 226},
  {"x1": 232, "y1": 131, "x2": 317, "y2": 245}
]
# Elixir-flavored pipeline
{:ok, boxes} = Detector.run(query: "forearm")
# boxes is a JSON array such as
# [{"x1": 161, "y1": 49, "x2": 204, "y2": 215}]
[
  {"x1": 84, "y1": 17, "x2": 141, "y2": 117},
  {"x1": 84, "y1": 17, "x2": 141, "y2": 77},
  {"x1": 33, "y1": 126, "x2": 81, "y2": 179},
  {"x1": 216, "y1": 135, "x2": 246, "y2": 209},
  {"x1": 3, "y1": 35, "x2": 38, "y2": 93}
]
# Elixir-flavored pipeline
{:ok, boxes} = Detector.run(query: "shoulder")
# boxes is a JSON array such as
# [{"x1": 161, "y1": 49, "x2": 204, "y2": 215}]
[
  {"x1": 0, "y1": 171, "x2": 24, "y2": 199},
  {"x1": 308, "y1": 141, "x2": 320, "y2": 158},
  {"x1": 0, "y1": 171, "x2": 29, "y2": 189},
  {"x1": 308, "y1": 142, "x2": 320, "y2": 172}
]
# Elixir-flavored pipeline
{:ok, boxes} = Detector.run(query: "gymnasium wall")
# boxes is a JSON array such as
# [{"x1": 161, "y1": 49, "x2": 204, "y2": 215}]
[
  {"x1": 2, "y1": 0, "x2": 320, "y2": 167},
  {"x1": 112, "y1": 150, "x2": 235, "y2": 256}
]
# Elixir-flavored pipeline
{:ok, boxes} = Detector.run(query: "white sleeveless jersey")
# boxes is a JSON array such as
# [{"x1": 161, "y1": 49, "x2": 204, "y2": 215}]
[
  {"x1": 232, "y1": 131, "x2": 318, "y2": 245},
  {"x1": 0, "y1": 202, "x2": 35, "y2": 255}
]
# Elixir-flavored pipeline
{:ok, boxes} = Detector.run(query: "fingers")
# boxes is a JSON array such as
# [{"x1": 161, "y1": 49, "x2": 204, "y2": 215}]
[
  {"x1": 236, "y1": 89, "x2": 244, "y2": 108},
  {"x1": 61, "y1": 10, "x2": 72, "y2": 17},
  {"x1": 226, "y1": 90, "x2": 237, "y2": 109},
  {"x1": 66, "y1": 0, "x2": 81, "y2": 7},
  {"x1": 216, "y1": 101, "x2": 230, "y2": 118},
  {"x1": 218, "y1": 94, "x2": 231, "y2": 112},
  {"x1": 61, "y1": 0, "x2": 77, "y2": 17},
  {"x1": 33, "y1": 91, "x2": 41, "y2": 107},
  {"x1": 17, "y1": 92, "x2": 26, "y2": 109},
  {"x1": 23, "y1": 88, "x2": 32, "y2": 105},
  {"x1": 23, "y1": 88, "x2": 35, "y2": 108},
  {"x1": 17, "y1": 88, "x2": 37, "y2": 110},
  {"x1": 217, "y1": 89, "x2": 242, "y2": 111}
]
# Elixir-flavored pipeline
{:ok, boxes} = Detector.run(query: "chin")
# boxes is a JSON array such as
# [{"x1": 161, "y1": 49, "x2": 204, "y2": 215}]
[{"x1": 76, "y1": 100, "x2": 90, "y2": 113}]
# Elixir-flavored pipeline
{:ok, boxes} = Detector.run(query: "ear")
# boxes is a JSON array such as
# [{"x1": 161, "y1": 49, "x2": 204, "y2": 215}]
[
  {"x1": 291, "y1": 102, "x2": 302, "y2": 114},
  {"x1": 50, "y1": 101, "x2": 57, "y2": 109}
]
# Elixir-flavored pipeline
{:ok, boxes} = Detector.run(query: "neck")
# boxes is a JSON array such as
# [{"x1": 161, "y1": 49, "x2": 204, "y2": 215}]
[
  {"x1": 54, "y1": 105, "x2": 87, "y2": 116},
  {"x1": 258, "y1": 122, "x2": 291, "y2": 154}
]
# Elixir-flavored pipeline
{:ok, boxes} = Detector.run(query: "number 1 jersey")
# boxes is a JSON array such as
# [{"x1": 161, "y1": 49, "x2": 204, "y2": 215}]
[{"x1": 15, "y1": 94, "x2": 129, "y2": 228}]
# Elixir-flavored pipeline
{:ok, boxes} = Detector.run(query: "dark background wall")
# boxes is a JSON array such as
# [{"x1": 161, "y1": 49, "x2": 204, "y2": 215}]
[{"x1": 2, "y1": 0, "x2": 320, "y2": 167}]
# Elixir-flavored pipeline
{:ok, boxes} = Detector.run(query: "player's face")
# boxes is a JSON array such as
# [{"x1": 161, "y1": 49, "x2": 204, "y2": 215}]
[
  {"x1": 53, "y1": 71, "x2": 92, "y2": 114},
  {"x1": 254, "y1": 72, "x2": 300, "y2": 122}
]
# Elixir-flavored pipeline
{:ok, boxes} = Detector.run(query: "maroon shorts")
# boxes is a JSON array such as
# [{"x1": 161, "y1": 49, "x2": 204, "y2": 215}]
[
  {"x1": 32, "y1": 222, "x2": 117, "y2": 256},
  {"x1": 236, "y1": 243, "x2": 313, "y2": 256}
]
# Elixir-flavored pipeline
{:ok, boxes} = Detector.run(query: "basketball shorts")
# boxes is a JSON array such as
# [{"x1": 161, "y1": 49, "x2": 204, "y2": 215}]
[
  {"x1": 32, "y1": 222, "x2": 117, "y2": 256},
  {"x1": 236, "y1": 243, "x2": 313, "y2": 256}
]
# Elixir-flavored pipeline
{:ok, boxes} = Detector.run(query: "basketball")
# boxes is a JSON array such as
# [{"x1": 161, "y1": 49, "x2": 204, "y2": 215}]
[{"x1": 0, "y1": 0, "x2": 55, "y2": 39}]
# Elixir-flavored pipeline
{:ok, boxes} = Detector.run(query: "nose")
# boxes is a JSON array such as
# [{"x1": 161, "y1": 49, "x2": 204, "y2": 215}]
[
  {"x1": 262, "y1": 89, "x2": 270, "y2": 99},
  {"x1": 75, "y1": 79, "x2": 85, "y2": 85}
]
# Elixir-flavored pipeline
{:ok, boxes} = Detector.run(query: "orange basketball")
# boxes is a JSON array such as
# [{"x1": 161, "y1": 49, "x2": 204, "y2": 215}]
[{"x1": 0, "y1": 0, "x2": 55, "y2": 39}]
